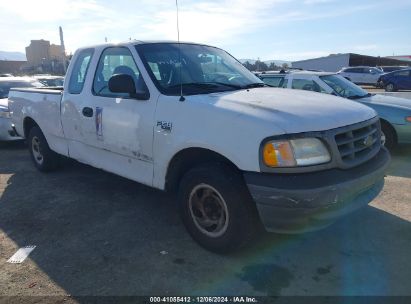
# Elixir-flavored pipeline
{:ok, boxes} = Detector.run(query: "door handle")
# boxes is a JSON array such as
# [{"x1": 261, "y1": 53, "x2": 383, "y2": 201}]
[{"x1": 82, "y1": 107, "x2": 93, "y2": 117}]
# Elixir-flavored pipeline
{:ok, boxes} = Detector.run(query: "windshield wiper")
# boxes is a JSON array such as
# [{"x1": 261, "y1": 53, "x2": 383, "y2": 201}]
[
  {"x1": 207, "y1": 82, "x2": 243, "y2": 89},
  {"x1": 347, "y1": 93, "x2": 370, "y2": 100},
  {"x1": 242, "y1": 83, "x2": 266, "y2": 89},
  {"x1": 167, "y1": 82, "x2": 219, "y2": 89}
]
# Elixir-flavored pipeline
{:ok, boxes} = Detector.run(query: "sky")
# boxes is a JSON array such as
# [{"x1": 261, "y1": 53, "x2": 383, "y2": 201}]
[{"x1": 0, "y1": 0, "x2": 410, "y2": 61}]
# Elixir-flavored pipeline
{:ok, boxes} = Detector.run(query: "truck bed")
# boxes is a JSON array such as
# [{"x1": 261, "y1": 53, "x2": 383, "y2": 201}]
[
  {"x1": 10, "y1": 86, "x2": 63, "y2": 95},
  {"x1": 8, "y1": 87, "x2": 66, "y2": 155}
]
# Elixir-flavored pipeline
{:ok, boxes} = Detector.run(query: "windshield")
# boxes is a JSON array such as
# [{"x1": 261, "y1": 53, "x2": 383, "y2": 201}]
[
  {"x1": 136, "y1": 43, "x2": 263, "y2": 95},
  {"x1": 0, "y1": 81, "x2": 43, "y2": 98},
  {"x1": 320, "y1": 74, "x2": 369, "y2": 99}
]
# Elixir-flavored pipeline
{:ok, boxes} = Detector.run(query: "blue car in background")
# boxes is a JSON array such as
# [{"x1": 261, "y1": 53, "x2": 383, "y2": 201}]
[{"x1": 378, "y1": 68, "x2": 411, "y2": 92}]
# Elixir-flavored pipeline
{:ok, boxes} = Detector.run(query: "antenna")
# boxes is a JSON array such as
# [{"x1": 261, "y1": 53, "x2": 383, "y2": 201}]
[{"x1": 176, "y1": 0, "x2": 185, "y2": 102}]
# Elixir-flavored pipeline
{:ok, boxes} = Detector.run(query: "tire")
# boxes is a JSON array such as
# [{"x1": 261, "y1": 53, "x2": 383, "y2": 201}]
[
  {"x1": 385, "y1": 83, "x2": 396, "y2": 92},
  {"x1": 381, "y1": 121, "x2": 397, "y2": 150},
  {"x1": 178, "y1": 163, "x2": 259, "y2": 253},
  {"x1": 28, "y1": 126, "x2": 61, "y2": 172}
]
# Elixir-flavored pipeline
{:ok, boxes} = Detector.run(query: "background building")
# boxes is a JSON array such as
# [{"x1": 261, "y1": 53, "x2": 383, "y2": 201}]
[
  {"x1": 386, "y1": 55, "x2": 411, "y2": 62},
  {"x1": 25, "y1": 40, "x2": 50, "y2": 66},
  {"x1": 25, "y1": 39, "x2": 66, "y2": 74},
  {"x1": 292, "y1": 53, "x2": 410, "y2": 72}
]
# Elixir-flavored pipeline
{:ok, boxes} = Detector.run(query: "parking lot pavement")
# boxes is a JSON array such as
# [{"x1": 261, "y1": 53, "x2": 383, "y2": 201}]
[{"x1": 0, "y1": 141, "x2": 410, "y2": 298}]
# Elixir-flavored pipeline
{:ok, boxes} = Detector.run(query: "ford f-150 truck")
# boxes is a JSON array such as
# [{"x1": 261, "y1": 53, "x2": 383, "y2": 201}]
[{"x1": 9, "y1": 41, "x2": 390, "y2": 253}]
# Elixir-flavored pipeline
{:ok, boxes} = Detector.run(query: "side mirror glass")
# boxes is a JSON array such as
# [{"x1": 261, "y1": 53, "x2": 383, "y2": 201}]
[{"x1": 108, "y1": 74, "x2": 149, "y2": 100}]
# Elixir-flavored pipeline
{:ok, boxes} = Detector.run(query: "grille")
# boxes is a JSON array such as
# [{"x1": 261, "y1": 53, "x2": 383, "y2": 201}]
[{"x1": 334, "y1": 120, "x2": 381, "y2": 167}]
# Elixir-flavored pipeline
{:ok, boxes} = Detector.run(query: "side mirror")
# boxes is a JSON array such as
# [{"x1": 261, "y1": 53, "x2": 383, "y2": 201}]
[{"x1": 108, "y1": 74, "x2": 149, "y2": 100}]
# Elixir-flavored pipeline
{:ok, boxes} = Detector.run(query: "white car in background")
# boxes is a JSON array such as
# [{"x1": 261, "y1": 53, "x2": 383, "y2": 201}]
[
  {"x1": 258, "y1": 71, "x2": 411, "y2": 149},
  {"x1": 0, "y1": 77, "x2": 43, "y2": 141},
  {"x1": 337, "y1": 66, "x2": 384, "y2": 86}
]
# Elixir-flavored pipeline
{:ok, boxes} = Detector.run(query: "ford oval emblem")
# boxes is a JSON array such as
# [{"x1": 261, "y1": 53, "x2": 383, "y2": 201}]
[{"x1": 363, "y1": 135, "x2": 373, "y2": 147}]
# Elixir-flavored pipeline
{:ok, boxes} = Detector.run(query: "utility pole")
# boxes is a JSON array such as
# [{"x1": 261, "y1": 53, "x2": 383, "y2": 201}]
[{"x1": 59, "y1": 26, "x2": 67, "y2": 74}]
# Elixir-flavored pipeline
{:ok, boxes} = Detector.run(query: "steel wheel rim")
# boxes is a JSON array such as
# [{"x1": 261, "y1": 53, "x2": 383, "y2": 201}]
[
  {"x1": 189, "y1": 184, "x2": 229, "y2": 238},
  {"x1": 381, "y1": 131, "x2": 386, "y2": 146},
  {"x1": 31, "y1": 136, "x2": 44, "y2": 165}
]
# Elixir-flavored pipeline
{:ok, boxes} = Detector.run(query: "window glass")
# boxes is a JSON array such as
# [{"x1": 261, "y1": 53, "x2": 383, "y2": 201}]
[
  {"x1": 261, "y1": 76, "x2": 285, "y2": 87},
  {"x1": 368, "y1": 68, "x2": 382, "y2": 74},
  {"x1": 291, "y1": 79, "x2": 326, "y2": 93},
  {"x1": 68, "y1": 48, "x2": 94, "y2": 94},
  {"x1": 394, "y1": 70, "x2": 410, "y2": 77},
  {"x1": 346, "y1": 68, "x2": 363, "y2": 73},
  {"x1": 93, "y1": 47, "x2": 144, "y2": 97},
  {"x1": 136, "y1": 43, "x2": 263, "y2": 96},
  {"x1": 320, "y1": 74, "x2": 368, "y2": 99},
  {"x1": 281, "y1": 78, "x2": 288, "y2": 88}
]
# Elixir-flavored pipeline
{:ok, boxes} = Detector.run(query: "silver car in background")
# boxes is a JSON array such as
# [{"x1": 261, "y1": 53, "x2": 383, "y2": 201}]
[
  {"x1": 0, "y1": 77, "x2": 43, "y2": 141},
  {"x1": 338, "y1": 66, "x2": 384, "y2": 86}
]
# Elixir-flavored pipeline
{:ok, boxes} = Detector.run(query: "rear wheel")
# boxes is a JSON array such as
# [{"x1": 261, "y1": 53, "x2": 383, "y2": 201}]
[
  {"x1": 178, "y1": 163, "x2": 259, "y2": 253},
  {"x1": 385, "y1": 83, "x2": 396, "y2": 92},
  {"x1": 28, "y1": 126, "x2": 61, "y2": 172}
]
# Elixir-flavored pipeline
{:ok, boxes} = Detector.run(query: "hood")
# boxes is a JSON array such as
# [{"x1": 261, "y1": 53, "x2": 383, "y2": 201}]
[
  {"x1": 360, "y1": 94, "x2": 411, "y2": 109},
  {"x1": 195, "y1": 88, "x2": 377, "y2": 134},
  {"x1": 0, "y1": 98, "x2": 8, "y2": 108}
]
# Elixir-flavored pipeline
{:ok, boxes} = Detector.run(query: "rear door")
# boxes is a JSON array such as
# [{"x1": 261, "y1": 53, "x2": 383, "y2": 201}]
[{"x1": 342, "y1": 68, "x2": 359, "y2": 83}]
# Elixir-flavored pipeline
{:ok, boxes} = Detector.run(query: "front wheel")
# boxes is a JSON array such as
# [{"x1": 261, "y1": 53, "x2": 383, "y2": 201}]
[
  {"x1": 178, "y1": 163, "x2": 259, "y2": 253},
  {"x1": 28, "y1": 126, "x2": 62, "y2": 172},
  {"x1": 381, "y1": 122, "x2": 396, "y2": 150}
]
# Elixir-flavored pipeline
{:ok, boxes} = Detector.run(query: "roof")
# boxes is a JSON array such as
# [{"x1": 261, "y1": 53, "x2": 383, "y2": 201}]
[
  {"x1": 76, "y1": 40, "x2": 214, "y2": 51},
  {"x1": 0, "y1": 76, "x2": 37, "y2": 82},
  {"x1": 259, "y1": 70, "x2": 336, "y2": 76},
  {"x1": 288, "y1": 71, "x2": 335, "y2": 76}
]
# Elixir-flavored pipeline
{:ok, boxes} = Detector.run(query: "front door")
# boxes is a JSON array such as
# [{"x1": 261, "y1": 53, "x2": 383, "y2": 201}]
[{"x1": 62, "y1": 47, "x2": 156, "y2": 186}]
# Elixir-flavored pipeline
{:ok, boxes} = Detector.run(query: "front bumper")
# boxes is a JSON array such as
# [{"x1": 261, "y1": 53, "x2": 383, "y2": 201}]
[
  {"x1": 0, "y1": 117, "x2": 22, "y2": 141},
  {"x1": 244, "y1": 148, "x2": 390, "y2": 233}
]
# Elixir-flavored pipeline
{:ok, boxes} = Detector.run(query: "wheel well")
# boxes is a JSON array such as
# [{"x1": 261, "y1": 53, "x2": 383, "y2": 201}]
[
  {"x1": 380, "y1": 119, "x2": 398, "y2": 143},
  {"x1": 23, "y1": 117, "x2": 39, "y2": 139},
  {"x1": 165, "y1": 148, "x2": 239, "y2": 193}
]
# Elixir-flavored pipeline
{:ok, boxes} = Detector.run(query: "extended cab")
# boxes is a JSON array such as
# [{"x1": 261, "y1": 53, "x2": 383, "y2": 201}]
[{"x1": 9, "y1": 41, "x2": 390, "y2": 252}]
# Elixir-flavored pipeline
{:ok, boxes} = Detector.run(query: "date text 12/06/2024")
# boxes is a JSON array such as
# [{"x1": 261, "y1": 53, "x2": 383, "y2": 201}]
[{"x1": 149, "y1": 296, "x2": 258, "y2": 303}]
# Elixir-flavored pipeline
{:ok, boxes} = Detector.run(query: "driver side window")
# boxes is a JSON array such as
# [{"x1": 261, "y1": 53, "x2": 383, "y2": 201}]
[{"x1": 93, "y1": 47, "x2": 145, "y2": 97}]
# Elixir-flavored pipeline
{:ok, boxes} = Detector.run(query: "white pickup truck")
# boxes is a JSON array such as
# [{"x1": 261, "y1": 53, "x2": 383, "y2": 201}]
[{"x1": 9, "y1": 41, "x2": 390, "y2": 252}]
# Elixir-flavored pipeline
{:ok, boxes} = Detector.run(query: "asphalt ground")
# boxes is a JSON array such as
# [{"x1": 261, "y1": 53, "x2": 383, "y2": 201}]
[{"x1": 0, "y1": 141, "x2": 410, "y2": 301}]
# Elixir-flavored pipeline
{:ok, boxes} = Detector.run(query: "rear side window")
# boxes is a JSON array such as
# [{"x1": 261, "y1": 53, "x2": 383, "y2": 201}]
[
  {"x1": 394, "y1": 70, "x2": 410, "y2": 77},
  {"x1": 68, "y1": 48, "x2": 94, "y2": 94},
  {"x1": 261, "y1": 76, "x2": 285, "y2": 87},
  {"x1": 345, "y1": 68, "x2": 363, "y2": 73}
]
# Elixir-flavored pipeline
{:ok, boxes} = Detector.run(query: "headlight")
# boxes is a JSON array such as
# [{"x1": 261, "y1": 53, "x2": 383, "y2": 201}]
[
  {"x1": 263, "y1": 138, "x2": 331, "y2": 167},
  {"x1": 406, "y1": 116, "x2": 411, "y2": 123},
  {"x1": 0, "y1": 106, "x2": 11, "y2": 118}
]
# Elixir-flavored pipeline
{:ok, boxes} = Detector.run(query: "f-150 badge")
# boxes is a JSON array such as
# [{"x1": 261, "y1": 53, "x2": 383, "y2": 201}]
[{"x1": 157, "y1": 121, "x2": 173, "y2": 132}]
